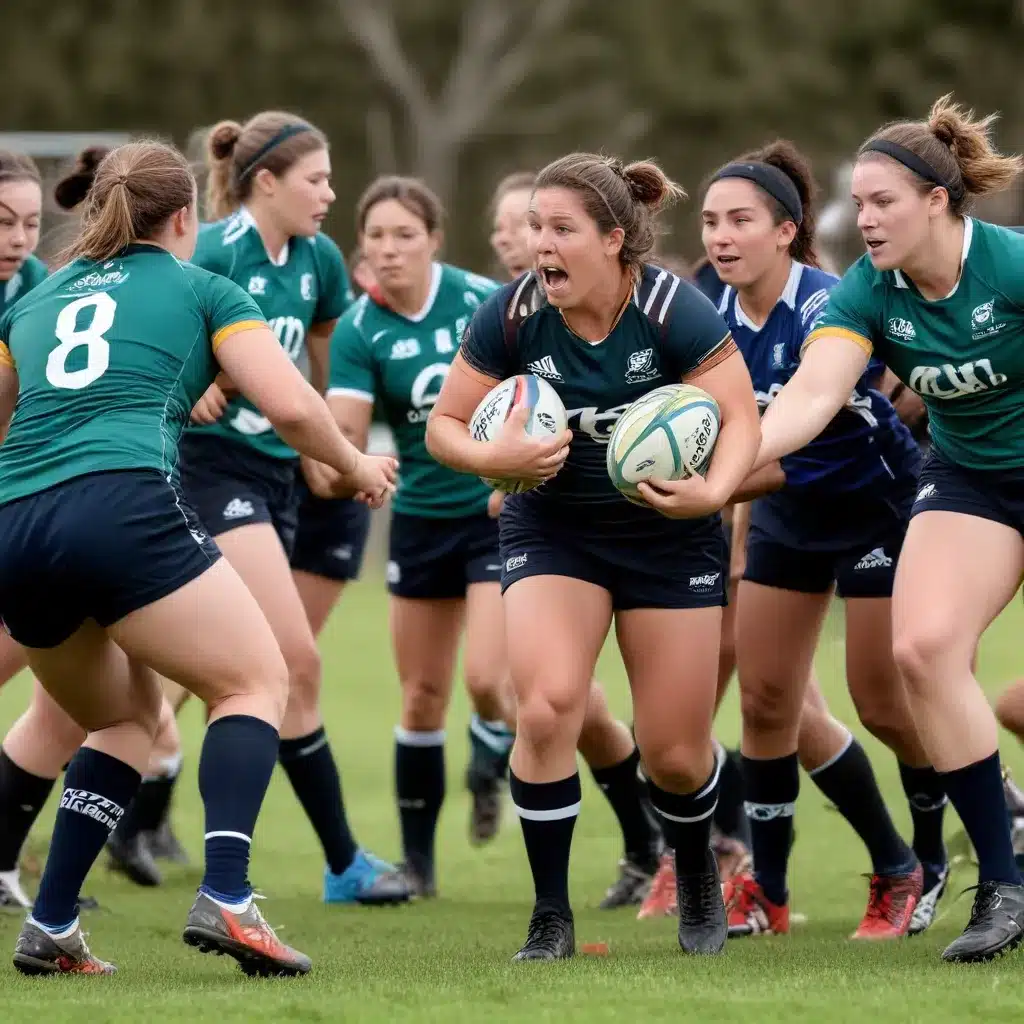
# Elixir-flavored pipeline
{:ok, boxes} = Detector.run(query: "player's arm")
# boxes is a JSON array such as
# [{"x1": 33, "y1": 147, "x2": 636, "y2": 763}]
[
  {"x1": 731, "y1": 460, "x2": 786, "y2": 502},
  {"x1": 307, "y1": 318, "x2": 337, "y2": 396}
]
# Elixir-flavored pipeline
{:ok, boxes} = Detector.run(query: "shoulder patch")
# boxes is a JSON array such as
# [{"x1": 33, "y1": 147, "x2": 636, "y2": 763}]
[
  {"x1": 800, "y1": 287, "x2": 830, "y2": 327},
  {"x1": 221, "y1": 212, "x2": 250, "y2": 247}
]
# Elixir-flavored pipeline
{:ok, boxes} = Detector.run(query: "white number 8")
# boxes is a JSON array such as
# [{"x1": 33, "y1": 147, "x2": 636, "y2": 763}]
[{"x1": 46, "y1": 293, "x2": 115, "y2": 390}]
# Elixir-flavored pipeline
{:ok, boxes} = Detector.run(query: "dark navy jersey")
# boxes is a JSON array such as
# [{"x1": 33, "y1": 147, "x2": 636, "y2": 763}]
[
  {"x1": 692, "y1": 260, "x2": 726, "y2": 306},
  {"x1": 719, "y1": 261, "x2": 918, "y2": 493},
  {"x1": 460, "y1": 264, "x2": 735, "y2": 538}
]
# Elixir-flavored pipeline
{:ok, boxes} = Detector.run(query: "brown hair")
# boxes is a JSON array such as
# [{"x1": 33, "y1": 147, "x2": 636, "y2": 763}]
[
  {"x1": 58, "y1": 141, "x2": 195, "y2": 264},
  {"x1": 53, "y1": 146, "x2": 111, "y2": 210},
  {"x1": 533, "y1": 153, "x2": 685, "y2": 270},
  {"x1": 859, "y1": 94, "x2": 1023, "y2": 215},
  {"x1": 0, "y1": 151, "x2": 41, "y2": 190},
  {"x1": 205, "y1": 111, "x2": 327, "y2": 220},
  {"x1": 491, "y1": 170, "x2": 536, "y2": 211},
  {"x1": 355, "y1": 176, "x2": 444, "y2": 235}
]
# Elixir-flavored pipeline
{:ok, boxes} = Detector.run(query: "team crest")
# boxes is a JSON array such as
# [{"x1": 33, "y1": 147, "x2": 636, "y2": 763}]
[
  {"x1": 887, "y1": 316, "x2": 916, "y2": 341},
  {"x1": 972, "y1": 301, "x2": 994, "y2": 327},
  {"x1": 300, "y1": 273, "x2": 314, "y2": 301},
  {"x1": 625, "y1": 348, "x2": 658, "y2": 384},
  {"x1": 248, "y1": 275, "x2": 267, "y2": 296},
  {"x1": 971, "y1": 299, "x2": 1005, "y2": 340}
]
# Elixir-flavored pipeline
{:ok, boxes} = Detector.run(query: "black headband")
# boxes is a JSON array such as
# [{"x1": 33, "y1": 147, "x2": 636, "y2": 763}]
[
  {"x1": 237, "y1": 124, "x2": 309, "y2": 180},
  {"x1": 710, "y1": 161, "x2": 803, "y2": 224},
  {"x1": 861, "y1": 139, "x2": 965, "y2": 202}
]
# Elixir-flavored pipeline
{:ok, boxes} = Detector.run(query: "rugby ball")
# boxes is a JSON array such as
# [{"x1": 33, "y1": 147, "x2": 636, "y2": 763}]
[
  {"x1": 469, "y1": 374, "x2": 568, "y2": 493},
  {"x1": 606, "y1": 384, "x2": 720, "y2": 505}
]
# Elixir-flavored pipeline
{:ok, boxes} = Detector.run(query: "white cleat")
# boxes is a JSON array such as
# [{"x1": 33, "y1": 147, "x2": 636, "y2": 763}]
[
  {"x1": 909, "y1": 863, "x2": 949, "y2": 935},
  {"x1": 0, "y1": 869, "x2": 33, "y2": 911}
]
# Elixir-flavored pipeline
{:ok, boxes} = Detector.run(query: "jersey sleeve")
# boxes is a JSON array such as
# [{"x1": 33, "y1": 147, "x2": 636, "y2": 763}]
[
  {"x1": 196, "y1": 270, "x2": 267, "y2": 352},
  {"x1": 801, "y1": 258, "x2": 878, "y2": 358},
  {"x1": 313, "y1": 234, "x2": 354, "y2": 324},
  {"x1": 458, "y1": 284, "x2": 515, "y2": 380},
  {"x1": 0, "y1": 308, "x2": 14, "y2": 368},
  {"x1": 327, "y1": 305, "x2": 376, "y2": 402},
  {"x1": 189, "y1": 223, "x2": 233, "y2": 278},
  {"x1": 663, "y1": 280, "x2": 736, "y2": 378}
]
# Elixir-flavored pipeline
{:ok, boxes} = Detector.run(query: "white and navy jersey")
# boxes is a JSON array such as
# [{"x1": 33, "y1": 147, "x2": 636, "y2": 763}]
[
  {"x1": 720, "y1": 261, "x2": 918, "y2": 493},
  {"x1": 461, "y1": 264, "x2": 736, "y2": 538}
]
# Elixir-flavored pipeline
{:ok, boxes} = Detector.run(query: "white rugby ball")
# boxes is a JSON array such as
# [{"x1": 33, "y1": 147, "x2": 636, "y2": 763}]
[
  {"x1": 469, "y1": 374, "x2": 568, "y2": 494},
  {"x1": 606, "y1": 383, "x2": 720, "y2": 505}
]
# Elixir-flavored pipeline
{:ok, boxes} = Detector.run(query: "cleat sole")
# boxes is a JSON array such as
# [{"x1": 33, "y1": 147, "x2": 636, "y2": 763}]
[
  {"x1": 942, "y1": 929, "x2": 1024, "y2": 964},
  {"x1": 183, "y1": 926, "x2": 310, "y2": 977},
  {"x1": 13, "y1": 953, "x2": 62, "y2": 975}
]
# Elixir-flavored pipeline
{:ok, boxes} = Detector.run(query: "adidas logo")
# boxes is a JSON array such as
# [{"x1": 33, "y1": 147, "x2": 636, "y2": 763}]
[
  {"x1": 526, "y1": 355, "x2": 562, "y2": 381},
  {"x1": 222, "y1": 498, "x2": 255, "y2": 520},
  {"x1": 854, "y1": 547, "x2": 893, "y2": 571}
]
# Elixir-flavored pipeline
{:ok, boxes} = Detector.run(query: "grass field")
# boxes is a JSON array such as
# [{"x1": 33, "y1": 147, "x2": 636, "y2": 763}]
[{"x1": 1, "y1": 571, "x2": 1023, "y2": 1022}]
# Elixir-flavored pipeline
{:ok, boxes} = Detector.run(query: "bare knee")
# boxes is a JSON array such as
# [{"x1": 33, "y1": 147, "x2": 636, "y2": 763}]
[
  {"x1": 284, "y1": 639, "x2": 322, "y2": 713},
  {"x1": 642, "y1": 737, "x2": 712, "y2": 793},
  {"x1": 892, "y1": 622, "x2": 960, "y2": 694},
  {"x1": 401, "y1": 678, "x2": 451, "y2": 732},
  {"x1": 516, "y1": 686, "x2": 583, "y2": 757},
  {"x1": 741, "y1": 677, "x2": 799, "y2": 740},
  {"x1": 463, "y1": 666, "x2": 502, "y2": 711}
]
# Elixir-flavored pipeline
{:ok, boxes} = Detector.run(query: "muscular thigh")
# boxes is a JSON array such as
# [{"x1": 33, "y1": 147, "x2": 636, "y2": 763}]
[
  {"x1": 462, "y1": 581, "x2": 507, "y2": 685},
  {"x1": 389, "y1": 596, "x2": 464, "y2": 690}
]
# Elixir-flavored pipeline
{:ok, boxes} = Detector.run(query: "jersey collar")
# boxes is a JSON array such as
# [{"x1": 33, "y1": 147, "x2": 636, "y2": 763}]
[
  {"x1": 239, "y1": 206, "x2": 290, "y2": 267},
  {"x1": 729, "y1": 260, "x2": 804, "y2": 333},
  {"x1": 398, "y1": 262, "x2": 443, "y2": 323},
  {"x1": 892, "y1": 216, "x2": 973, "y2": 298}
]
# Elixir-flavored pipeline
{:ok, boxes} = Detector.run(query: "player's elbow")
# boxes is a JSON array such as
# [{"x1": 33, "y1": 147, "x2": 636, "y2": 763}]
[
  {"x1": 424, "y1": 412, "x2": 445, "y2": 461},
  {"x1": 263, "y1": 382, "x2": 323, "y2": 435}
]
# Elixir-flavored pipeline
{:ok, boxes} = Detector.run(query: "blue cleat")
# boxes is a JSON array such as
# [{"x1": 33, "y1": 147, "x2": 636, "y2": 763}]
[{"x1": 324, "y1": 850, "x2": 412, "y2": 906}]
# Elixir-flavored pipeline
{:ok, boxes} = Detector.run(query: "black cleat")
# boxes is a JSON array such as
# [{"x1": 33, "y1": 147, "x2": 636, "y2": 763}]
[
  {"x1": 676, "y1": 851, "x2": 727, "y2": 955},
  {"x1": 599, "y1": 849, "x2": 659, "y2": 909},
  {"x1": 467, "y1": 773, "x2": 504, "y2": 846},
  {"x1": 941, "y1": 881, "x2": 1024, "y2": 963},
  {"x1": 107, "y1": 831, "x2": 162, "y2": 887},
  {"x1": 146, "y1": 820, "x2": 190, "y2": 864},
  {"x1": 13, "y1": 919, "x2": 116, "y2": 975},
  {"x1": 512, "y1": 905, "x2": 575, "y2": 961}
]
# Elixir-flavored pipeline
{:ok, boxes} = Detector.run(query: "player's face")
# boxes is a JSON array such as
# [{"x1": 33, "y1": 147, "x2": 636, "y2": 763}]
[
  {"x1": 529, "y1": 186, "x2": 624, "y2": 309},
  {"x1": 852, "y1": 157, "x2": 937, "y2": 271},
  {"x1": 491, "y1": 187, "x2": 533, "y2": 278},
  {"x1": 269, "y1": 148, "x2": 335, "y2": 238},
  {"x1": 0, "y1": 180, "x2": 42, "y2": 282},
  {"x1": 701, "y1": 179, "x2": 791, "y2": 288},
  {"x1": 351, "y1": 254, "x2": 376, "y2": 293},
  {"x1": 360, "y1": 198, "x2": 440, "y2": 295}
]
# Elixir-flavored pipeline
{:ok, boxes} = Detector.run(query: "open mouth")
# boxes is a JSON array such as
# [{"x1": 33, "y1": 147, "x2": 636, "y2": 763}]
[
  {"x1": 865, "y1": 238, "x2": 886, "y2": 253},
  {"x1": 539, "y1": 265, "x2": 568, "y2": 288},
  {"x1": 715, "y1": 254, "x2": 740, "y2": 270}
]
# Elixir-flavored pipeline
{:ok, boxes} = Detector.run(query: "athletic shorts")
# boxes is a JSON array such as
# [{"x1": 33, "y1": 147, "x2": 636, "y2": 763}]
[
  {"x1": 912, "y1": 448, "x2": 1024, "y2": 535},
  {"x1": 0, "y1": 470, "x2": 220, "y2": 649},
  {"x1": 177, "y1": 433, "x2": 298, "y2": 552},
  {"x1": 499, "y1": 504, "x2": 727, "y2": 611},
  {"x1": 289, "y1": 477, "x2": 371, "y2": 582},
  {"x1": 387, "y1": 510, "x2": 501, "y2": 600},
  {"x1": 744, "y1": 480, "x2": 914, "y2": 599}
]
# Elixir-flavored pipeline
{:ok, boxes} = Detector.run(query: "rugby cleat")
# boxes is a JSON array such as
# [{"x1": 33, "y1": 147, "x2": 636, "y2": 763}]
[
  {"x1": 711, "y1": 831, "x2": 753, "y2": 885},
  {"x1": 396, "y1": 857, "x2": 437, "y2": 899},
  {"x1": 13, "y1": 918, "x2": 116, "y2": 976},
  {"x1": 599, "y1": 849, "x2": 659, "y2": 909},
  {"x1": 146, "y1": 820, "x2": 190, "y2": 864},
  {"x1": 636, "y1": 851, "x2": 678, "y2": 919},
  {"x1": 467, "y1": 774, "x2": 504, "y2": 846},
  {"x1": 941, "y1": 881, "x2": 1024, "y2": 963},
  {"x1": 324, "y1": 850, "x2": 412, "y2": 905},
  {"x1": 0, "y1": 869, "x2": 33, "y2": 911},
  {"x1": 512, "y1": 905, "x2": 575, "y2": 961},
  {"x1": 182, "y1": 891, "x2": 311, "y2": 977},
  {"x1": 909, "y1": 862, "x2": 949, "y2": 935},
  {"x1": 723, "y1": 872, "x2": 790, "y2": 937},
  {"x1": 852, "y1": 863, "x2": 923, "y2": 940},
  {"x1": 676, "y1": 851, "x2": 727, "y2": 955},
  {"x1": 107, "y1": 830, "x2": 161, "y2": 887}
]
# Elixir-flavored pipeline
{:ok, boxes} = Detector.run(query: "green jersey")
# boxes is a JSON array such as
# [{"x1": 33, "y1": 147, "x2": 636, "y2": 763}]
[
  {"x1": 188, "y1": 208, "x2": 353, "y2": 460},
  {"x1": 0, "y1": 244, "x2": 264, "y2": 506},
  {"x1": 807, "y1": 218, "x2": 1024, "y2": 470},
  {"x1": 329, "y1": 262, "x2": 499, "y2": 518},
  {"x1": 1, "y1": 254, "x2": 48, "y2": 315}
]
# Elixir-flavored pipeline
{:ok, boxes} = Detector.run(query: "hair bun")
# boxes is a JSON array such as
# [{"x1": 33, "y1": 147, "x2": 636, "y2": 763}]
[
  {"x1": 208, "y1": 121, "x2": 243, "y2": 162},
  {"x1": 53, "y1": 145, "x2": 111, "y2": 210},
  {"x1": 77, "y1": 146, "x2": 110, "y2": 174},
  {"x1": 622, "y1": 160, "x2": 684, "y2": 208}
]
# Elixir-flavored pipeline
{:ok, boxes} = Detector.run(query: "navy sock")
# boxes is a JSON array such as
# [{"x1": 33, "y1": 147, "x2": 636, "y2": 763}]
[
  {"x1": 940, "y1": 752, "x2": 1021, "y2": 886},
  {"x1": 591, "y1": 747, "x2": 660, "y2": 866},
  {"x1": 509, "y1": 770, "x2": 580, "y2": 914},
  {"x1": 115, "y1": 756, "x2": 182, "y2": 841},
  {"x1": 714, "y1": 747, "x2": 750, "y2": 844},
  {"x1": 742, "y1": 752, "x2": 799, "y2": 906},
  {"x1": 395, "y1": 727, "x2": 445, "y2": 879},
  {"x1": 898, "y1": 761, "x2": 948, "y2": 869},
  {"x1": 200, "y1": 715, "x2": 280, "y2": 902},
  {"x1": 0, "y1": 749, "x2": 56, "y2": 872},
  {"x1": 279, "y1": 727, "x2": 358, "y2": 875},
  {"x1": 809, "y1": 735, "x2": 916, "y2": 875},
  {"x1": 34, "y1": 748, "x2": 140, "y2": 928},
  {"x1": 648, "y1": 755, "x2": 721, "y2": 876}
]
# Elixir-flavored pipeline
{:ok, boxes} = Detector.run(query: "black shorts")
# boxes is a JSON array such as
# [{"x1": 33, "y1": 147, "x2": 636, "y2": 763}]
[
  {"x1": 0, "y1": 470, "x2": 220, "y2": 649},
  {"x1": 744, "y1": 481, "x2": 914, "y2": 599},
  {"x1": 177, "y1": 433, "x2": 298, "y2": 551},
  {"x1": 912, "y1": 447, "x2": 1024, "y2": 534},
  {"x1": 499, "y1": 504, "x2": 727, "y2": 611},
  {"x1": 387, "y1": 510, "x2": 501, "y2": 600},
  {"x1": 289, "y1": 478, "x2": 371, "y2": 582}
]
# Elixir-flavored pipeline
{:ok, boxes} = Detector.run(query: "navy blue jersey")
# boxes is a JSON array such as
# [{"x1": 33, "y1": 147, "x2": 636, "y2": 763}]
[
  {"x1": 692, "y1": 260, "x2": 726, "y2": 306},
  {"x1": 460, "y1": 265, "x2": 735, "y2": 539},
  {"x1": 719, "y1": 261, "x2": 918, "y2": 493}
]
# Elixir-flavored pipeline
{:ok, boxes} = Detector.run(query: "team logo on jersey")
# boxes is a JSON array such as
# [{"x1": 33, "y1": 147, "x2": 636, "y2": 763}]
[
  {"x1": 887, "y1": 316, "x2": 916, "y2": 341},
  {"x1": 908, "y1": 358, "x2": 1007, "y2": 399},
  {"x1": 68, "y1": 267, "x2": 129, "y2": 291},
  {"x1": 688, "y1": 571, "x2": 721, "y2": 593},
  {"x1": 390, "y1": 339, "x2": 421, "y2": 360},
  {"x1": 853, "y1": 547, "x2": 893, "y2": 571},
  {"x1": 526, "y1": 355, "x2": 563, "y2": 381},
  {"x1": 971, "y1": 300, "x2": 1005, "y2": 341},
  {"x1": 300, "y1": 273, "x2": 314, "y2": 301},
  {"x1": 772, "y1": 343, "x2": 785, "y2": 368},
  {"x1": 247, "y1": 275, "x2": 267, "y2": 296},
  {"x1": 625, "y1": 348, "x2": 658, "y2": 383}
]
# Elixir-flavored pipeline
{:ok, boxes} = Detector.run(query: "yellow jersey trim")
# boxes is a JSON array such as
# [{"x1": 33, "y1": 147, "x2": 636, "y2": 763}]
[
  {"x1": 211, "y1": 319, "x2": 265, "y2": 353},
  {"x1": 0, "y1": 341, "x2": 13, "y2": 369},
  {"x1": 801, "y1": 326, "x2": 873, "y2": 357}
]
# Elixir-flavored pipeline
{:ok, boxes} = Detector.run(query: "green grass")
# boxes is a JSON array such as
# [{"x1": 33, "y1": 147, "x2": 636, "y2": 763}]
[{"x1": 1, "y1": 574, "x2": 1023, "y2": 1022}]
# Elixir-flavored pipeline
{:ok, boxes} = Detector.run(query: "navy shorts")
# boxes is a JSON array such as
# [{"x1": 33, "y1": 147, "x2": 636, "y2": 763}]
[
  {"x1": 177, "y1": 433, "x2": 297, "y2": 552},
  {"x1": 912, "y1": 448, "x2": 1024, "y2": 534},
  {"x1": 499, "y1": 504, "x2": 727, "y2": 611},
  {"x1": 289, "y1": 477, "x2": 371, "y2": 582},
  {"x1": 0, "y1": 470, "x2": 220, "y2": 649},
  {"x1": 387, "y1": 510, "x2": 501, "y2": 600},
  {"x1": 744, "y1": 480, "x2": 914, "y2": 599}
]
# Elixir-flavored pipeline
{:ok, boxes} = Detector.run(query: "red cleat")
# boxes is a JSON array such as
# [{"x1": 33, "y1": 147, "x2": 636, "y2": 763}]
[
  {"x1": 723, "y1": 872, "x2": 790, "y2": 937},
  {"x1": 851, "y1": 863, "x2": 923, "y2": 940},
  {"x1": 636, "y1": 852, "x2": 677, "y2": 920}
]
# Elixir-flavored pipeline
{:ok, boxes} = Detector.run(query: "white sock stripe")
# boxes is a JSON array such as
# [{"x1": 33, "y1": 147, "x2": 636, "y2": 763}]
[
  {"x1": 394, "y1": 726, "x2": 446, "y2": 747},
  {"x1": 205, "y1": 830, "x2": 252, "y2": 843},
  {"x1": 512, "y1": 800, "x2": 581, "y2": 822},
  {"x1": 694, "y1": 747, "x2": 725, "y2": 800},
  {"x1": 654, "y1": 799, "x2": 718, "y2": 824},
  {"x1": 807, "y1": 730, "x2": 854, "y2": 778},
  {"x1": 469, "y1": 716, "x2": 512, "y2": 753},
  {"x1": 293, "y1": 734, "x2": 329, "y2": 758}
]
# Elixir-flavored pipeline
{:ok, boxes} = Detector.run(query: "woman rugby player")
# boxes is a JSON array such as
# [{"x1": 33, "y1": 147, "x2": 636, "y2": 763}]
[
  {"x1": 428, "y1": 153, "x2": 761, "y2": 960},
  {"x1": 752, "y1": 95, "x2": 1024, "y2": 963},
  {"x1": 0, "y1": 140, "x2": 395, "y2": 976},
  {"x1": 181, "y1": 112, "x2": 410, "y2": 905}
]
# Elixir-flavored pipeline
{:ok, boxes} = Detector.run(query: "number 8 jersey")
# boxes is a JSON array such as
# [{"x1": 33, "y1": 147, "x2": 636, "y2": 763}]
[{"x1": 0, "y1": 243, "x2": 264, "y2": 506}]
